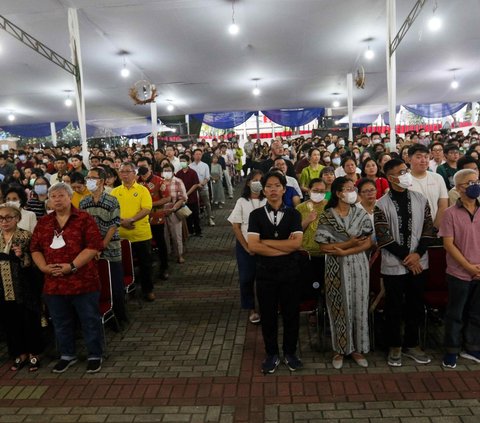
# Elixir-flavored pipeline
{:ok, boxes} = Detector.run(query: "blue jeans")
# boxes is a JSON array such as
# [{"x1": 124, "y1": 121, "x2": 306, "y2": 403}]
[
  {"x1": 44, "y1": 292, "x2": 103, "y2": 360},
  {"x1": 235, "y1": 241, "x2": 256, "y2": 310},
  {"x1": 444, "y1": 275, "x2": 480, "y2": 353}
]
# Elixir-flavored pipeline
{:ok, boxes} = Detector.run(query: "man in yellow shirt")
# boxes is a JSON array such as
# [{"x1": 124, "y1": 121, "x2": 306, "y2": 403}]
[{"x1": 111, "y1": 162, "x2": 155, "y2": 301}]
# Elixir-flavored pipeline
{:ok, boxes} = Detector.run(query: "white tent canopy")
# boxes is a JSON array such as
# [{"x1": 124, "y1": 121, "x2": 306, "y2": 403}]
[{"x1": 0, "y1": 0, "x2": 479, "y2": 126}]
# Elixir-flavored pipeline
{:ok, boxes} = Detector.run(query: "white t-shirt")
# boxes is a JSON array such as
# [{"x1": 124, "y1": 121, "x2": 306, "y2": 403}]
[
  {"x1": 409, "y1": 171, "x2": 448, "y2": 220},
  {"x1": 227, "y1": 197, "x2": 266, "y2": 240},
  {"x1": 19, "y1": 208, "x2": 37, "y2": 233},
  {"x1": 189, "y1": 161, "x2": 210, "y2": 191},
  {"x1": 286, "y1": 175, "x2": 303, "y2": 199},
  {"x1": 335, "y1": 167, "x2": 361, "y2": 177}
]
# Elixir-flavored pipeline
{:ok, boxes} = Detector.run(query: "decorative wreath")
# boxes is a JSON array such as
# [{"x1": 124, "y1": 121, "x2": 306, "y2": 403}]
[{"x1": 129, "y1": 80, "x2": 157, "y2": 105}]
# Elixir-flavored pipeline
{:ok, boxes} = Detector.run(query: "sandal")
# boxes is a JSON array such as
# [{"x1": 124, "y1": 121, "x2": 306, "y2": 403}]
[
  {"x1": 11, "y1": 356, "x2": 28, "y2": 371},
  {"x1": 28, "y1": 356, "x2": 40, "y2": 373}
]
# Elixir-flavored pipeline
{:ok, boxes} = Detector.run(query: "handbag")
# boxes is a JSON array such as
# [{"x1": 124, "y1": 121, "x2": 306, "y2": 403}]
[{"x1": 175, "y1": 205, "x2": 192, "y2": 220}]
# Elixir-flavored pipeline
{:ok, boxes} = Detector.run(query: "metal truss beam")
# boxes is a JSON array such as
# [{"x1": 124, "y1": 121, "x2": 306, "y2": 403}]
[
  {"x1": 390, "y1": 0, "x2": 427, "y2": 56},
  {"x1": 0, "y1": 14, "x2": 78, "y2": 79}
]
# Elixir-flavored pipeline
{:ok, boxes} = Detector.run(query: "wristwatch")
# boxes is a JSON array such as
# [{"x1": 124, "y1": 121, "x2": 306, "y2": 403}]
[{"x1": 70, "y1": 262, "x2": 78, "y2": 274}]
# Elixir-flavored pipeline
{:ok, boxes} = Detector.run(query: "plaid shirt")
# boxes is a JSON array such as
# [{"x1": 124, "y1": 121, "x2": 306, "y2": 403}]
[{"x1": 164, "y1": 177, "x2": 187, "y2": 210}]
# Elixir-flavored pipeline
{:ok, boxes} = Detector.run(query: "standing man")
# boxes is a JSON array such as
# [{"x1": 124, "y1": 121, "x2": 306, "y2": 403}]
[
  {"x1": 436, "y1": 144, "x2": 460, "y2": 191},
  {"x1": 165, "y1": 145, "x2": 181, "y2": 173},
  {"x1": 439, "y1": 169, "x2": 480, "y2": 368},
  {"x1": 219, "y1": 143, "x2": 234, "y2": 199},
  {"x1": 0, "y1": 153, "x2": 15, "y2": 181},
  {"x1": 259, "y1": 141, "x2": 296, "y2": 178},
  {"x1": 176, "y1": 154, "x2": 202, "y2": 237},
  {"x1": 80, "y1": 167, "x2": 128, "y2": 326},
  {"x1": 247, "y1": 171, "x2": 304, "y2": 374},
  {"x1": 49, "y1": 157, "x2": 69, "y2": 185},
  {"x1": 374, "y1": 159, "x2": 435, "y2": 367},
  {"x1": 190, "y1": 149, "x2": 215, "y2": 227},
  {"x1": 136, "y1": 157, "x2": 170, "y2": 280},
  {"x1": 111, "y1": 163, "x2": 155, "y2": 301},
  {"x1": 30, "y1": 183, "x2": 105, "y2": 373},
  {"x1": 242, "y1": 135, "x2": 255, "y2": 176},
  {"x1": 408, "y1": 144, "x2": 449, "y2": 229},
  {"x1": 429, "y1": 142, "x2": 445, "y2": 173}
]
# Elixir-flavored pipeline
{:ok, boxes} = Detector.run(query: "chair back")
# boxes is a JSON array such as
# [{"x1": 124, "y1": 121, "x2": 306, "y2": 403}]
[
  {"x1": 97, "y1": 258, "x2": 113, "y2": 316},
  {"x1": 121, "y1": 238, "x2": 135, "y2": 288}
]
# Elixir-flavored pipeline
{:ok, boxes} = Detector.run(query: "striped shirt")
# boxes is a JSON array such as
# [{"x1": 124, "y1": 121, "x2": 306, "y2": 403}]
[{"x1": 79, "y1": 192, "x2": 121, "y2": 262}]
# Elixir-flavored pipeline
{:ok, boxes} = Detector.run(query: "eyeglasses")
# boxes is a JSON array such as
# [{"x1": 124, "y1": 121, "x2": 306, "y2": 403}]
[
  {"x1": 360, "y1": 189, "x2": 377, "y2": 195},
  {"x1": 0, "y1": 215, "x2": 16, "y2": 223},
  {"x1": 395, "y1": 169, "x2": 411, "y2": 176},
  {"x1": 460, "y1": 180, "x2": 480, "y2": 187}
]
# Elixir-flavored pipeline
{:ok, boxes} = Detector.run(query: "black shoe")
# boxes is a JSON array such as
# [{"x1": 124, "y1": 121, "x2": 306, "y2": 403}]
[
  {"x1": 159, "y1": 271, "x2": 169, "y2": 281},
  {"x1": 194, "y1": 233, "x2": 203, "y2": 237},
  {"x1": 284, "y1": 354, "x2": 303, "y2": 372},
  {"x1": 86, "y1": 359, "x2": 102, "y2": 374},
  {"x1": 261, "y1": 354, "x2": 280, "y2": 374},
  {"x1": 52, "y1": 358, "x2": 78, "y2": 374}
]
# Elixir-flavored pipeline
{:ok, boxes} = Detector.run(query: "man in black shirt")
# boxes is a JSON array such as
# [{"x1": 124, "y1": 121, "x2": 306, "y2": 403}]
[
  {"x1": 248, "y1": 171, "x2": 304, "y2": 374},
  {"x1": 258, "y1": 141, "x2": 296, "y2": 178}
]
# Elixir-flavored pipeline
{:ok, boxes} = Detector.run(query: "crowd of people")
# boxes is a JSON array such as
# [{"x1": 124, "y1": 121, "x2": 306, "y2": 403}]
[
  {"x1": 0, "y1": 127, "x2": 479, "y2": 375},
  {"x1": 228, "y1": 128, "x2": 480, "y2": 374}
]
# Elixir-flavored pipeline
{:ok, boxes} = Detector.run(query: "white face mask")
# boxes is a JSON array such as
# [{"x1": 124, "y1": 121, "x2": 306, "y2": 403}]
[
  {"x1": 8, "y1": 201, "x2": 21, "y2": 209},
  {"x1": 310, "y1": 192, "x2": 325, "y2": 203},
  {"x1": 86, "y1": 179, "x2": 98, "y2": 192},
  {"x1": 343, "y1": 191, "x2": 358, "y2": 204},
  {"x1": 372, "y1": 138, "x2": 381, "y2": 145},
  {"x1": 332, "y1": 157, "x2": 341, "y2": 166},
  {"x1": 250, "y1": 180, "x2": 263, "y2": 193},
  {"x1": 162, "y1": 172, "x2": 173, "y2": 180},
  {"x1": 323, "y1": 156, "x2": 331, "y2": 164},
  {"x1": 50, "y1": 231, "x2": 66, "y2": 249},
  {"x1": 397, "y1": 172, "x2": 413, "y2": 189}
]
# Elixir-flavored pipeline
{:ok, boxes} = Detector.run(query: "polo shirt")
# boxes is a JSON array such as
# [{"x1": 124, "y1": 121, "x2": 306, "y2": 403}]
[
  {"x1": 438, "y1": 199, "x2": 480, "y2": 281},
  {"x1": 111, "y1": 182, "x2": 152, "y2": 242},
  {"x1": 248, "y1": 204, "x2": 302, "y2": 266}
]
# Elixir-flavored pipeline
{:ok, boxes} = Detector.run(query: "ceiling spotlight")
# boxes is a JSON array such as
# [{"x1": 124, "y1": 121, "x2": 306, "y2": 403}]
[
  {"x1": 332, "y1": 100, "x2": 340, "y2": 108},
  {"x1": 7, "y1": 113, "x2": 15, "y2": 122},
  {"x1": 228, "y1": 0, "x2": 239, "y2": 35},
  {"x1": 65, "y1": 97, "x2": 73, "y2": 107},
  {"x1": 428, "y1": 1, "x2": 441, "y2": 31},
  {"x1": 167, "y1": 104, "x2": 174, "y2": 112},
  {"x1": 120, "y1": 66, "x2": 130, "y2": 78},
  {"x1": 364, "y1": 46, "x2": 374, "y2": 60},
  {"x1": 451, "y1": 79, "x2": 459, "y2": 89},
  {"x1": 252, "y1": 87, "x2": 261, "y2": 96},
  {"x1": 428, "y1": 16, "x2": 442, "y2": 31}
]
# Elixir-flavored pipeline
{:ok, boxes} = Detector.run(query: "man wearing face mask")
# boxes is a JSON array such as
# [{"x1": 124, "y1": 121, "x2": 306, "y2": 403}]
[
  {"x1": 79, "y1": 167, "x2": 128, "y2": 327},
  {"x1": 374, "y1": 159, "x2": 436, "y2": 367},
  {"x1": 136, "y1": 157, "x2": 170, "y2": 280},
  {"x1": 15, "y1": 150, "x2": 34, "y2": 171},
  {"x1": 439, "y1": 169, "x2": 480, "y2": 368}
]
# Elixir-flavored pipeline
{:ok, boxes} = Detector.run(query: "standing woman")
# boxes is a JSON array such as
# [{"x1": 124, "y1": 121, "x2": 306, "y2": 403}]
[
  {"x1": 234, "y1": 141, "x2": 243, "y2": 183},
  {"x1": 360, "y1": 158, "x2": 389, "y2": 199},
  {"x1": 227, "y1": 170, "x2": 266, "y2": 324},
  {"x1": 161, "y1": 163, "x2": 188, "y2": 264},
  {"x1": 70, "y1": 154, "x2": 88, "y2": 177},
  {"x1": 316, "y1": 177, "x2": 373, "y2": 369},
  {"x1": 299, "y1": 148, "x2": 324, "y2": 195},
  {"x1": 320, "y1": 166, "x2": 335, "y2": 201},
  {"x1": 356, "y1": 178, "x2": 377, "y2": 227},
  {"x1": 5, "y1": 186, "x2": 37, "y2": 233},
  {"x1": 25, "y1": 176, "x2": 50, "y2": 218},
  {"x1": 0, "y1": 203, "x2": 42, "y2": 372},
  {"x1": 339, "y1": 157, "x2": 361, "y2": 183}
]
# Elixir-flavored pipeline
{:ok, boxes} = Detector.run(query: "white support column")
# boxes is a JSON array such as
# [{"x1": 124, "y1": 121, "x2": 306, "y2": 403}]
[
  {"x1": 50, "y1": 122, "x2": 57, "y2": 146},
  {"x1": 386, "y1": 0, "x2": 397, "y2": 152},
  {"x1": 150, "y1": 101, "x2": 158, "y2": 150},
  {"x1": 186, "y1": 114, "x2": 190, "y2": 137},
  {"x1": 68, "y1": 8, "x2": 88, "y2": 167},
  {"x1": 347, "y1": 73, "x2": 354, "y2": 141},
  {"x1": 256, "y1": 113, "x2": 260, "y2": 138}
]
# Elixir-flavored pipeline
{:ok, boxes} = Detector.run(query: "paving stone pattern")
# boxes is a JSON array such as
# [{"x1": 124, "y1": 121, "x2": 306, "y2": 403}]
[{"x1": 0, "y1": 189, "x2": 478, "y2": 422}]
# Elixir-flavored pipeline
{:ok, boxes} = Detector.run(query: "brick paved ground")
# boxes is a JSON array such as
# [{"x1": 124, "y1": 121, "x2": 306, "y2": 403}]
[{"x1": 0, "y1": 188, "x2": 479, "y2": 422}]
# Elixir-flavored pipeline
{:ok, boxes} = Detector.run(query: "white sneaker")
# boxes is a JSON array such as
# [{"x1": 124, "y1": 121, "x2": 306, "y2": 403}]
[{"x1": 209, "y1": 218, "x2": 215, "y2": 226}]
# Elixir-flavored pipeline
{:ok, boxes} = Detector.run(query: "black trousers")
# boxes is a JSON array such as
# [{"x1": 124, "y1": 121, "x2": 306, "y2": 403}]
[
  {"x1": 0, "y1": 300, "x2": 43, "y2": 357},
  {"x1": 131, "y1": 240, "x2": 153, "y2": 295},
  {"x1": 186, "y1": 202, "x2": 201, "y2": 235},
  {"x1": 151, "y1": 224, "x2": 169, "y2": 271},
  {"x1": 256, "y1": 257, "x2": 300, "y2": 356},
  {"x1": 242, "y1": 157, "x2": 253, "y2": 176},
  {"x1": 383, "y1": 270, "x2": 427, "y2": 348}
]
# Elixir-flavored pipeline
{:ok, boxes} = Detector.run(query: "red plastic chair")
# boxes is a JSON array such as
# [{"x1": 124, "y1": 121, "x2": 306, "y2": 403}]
[
  {"x1": 121, "y1": 239, "x2": 142, "y2": 307},
  {"x1": 423, "y1": 246, "x2": 448, "y2": 346},
  {"x1": 98, "y1": 258, "x2": 119, "y2": 356}
]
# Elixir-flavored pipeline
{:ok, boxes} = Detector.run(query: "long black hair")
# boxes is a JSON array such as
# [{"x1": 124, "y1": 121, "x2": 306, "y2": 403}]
[
  {"x1": 241, "y1": 169, "x2": 264, "y2": 200},
  {"x1": 325, "y1": 176, "x2": 352, "y2": 210}
]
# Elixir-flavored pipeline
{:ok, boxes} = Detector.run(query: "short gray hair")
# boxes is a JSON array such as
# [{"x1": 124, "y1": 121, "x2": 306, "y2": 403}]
[
  {"x1": 48, "y1": 182, "x2": 73, "y2": 198},
  {"x1": 454, "y1": 169, "x2": 477, "y2": 187},
  {"x1": 0, "y1": 202, "x2": 22, "y2": 220}
]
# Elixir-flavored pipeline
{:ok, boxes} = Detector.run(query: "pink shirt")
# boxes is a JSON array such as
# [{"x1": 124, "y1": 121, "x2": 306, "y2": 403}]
[{"x1": 438, "y1": 200, "x2": 480, "y2": 281}]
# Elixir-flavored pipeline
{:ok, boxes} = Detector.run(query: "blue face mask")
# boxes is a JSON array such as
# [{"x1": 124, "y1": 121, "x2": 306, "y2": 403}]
[{"x1": 465, "y1": 183, "x2": 480, "y2": 199}]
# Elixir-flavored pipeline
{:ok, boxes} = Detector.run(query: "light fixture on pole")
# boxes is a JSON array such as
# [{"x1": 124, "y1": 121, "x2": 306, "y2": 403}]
[
  {"x1": 252, "y1": 78, "x2": 261, "y2": 96},
  {"x1": 228, "y1": 0, "x2": 239, "y2": 35},
  {"x1": 364, "y1": 45, "x2": 374, "y2": 60},
  {"x1": 118, "y1": 50, "x2": 130, "y2": 78},
  {"x1": 428, "y1": 0, "x2": 441, "y2": 31},
  {"x1": 450, "y1": 69, "x2": 459, "y2": 89}
]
